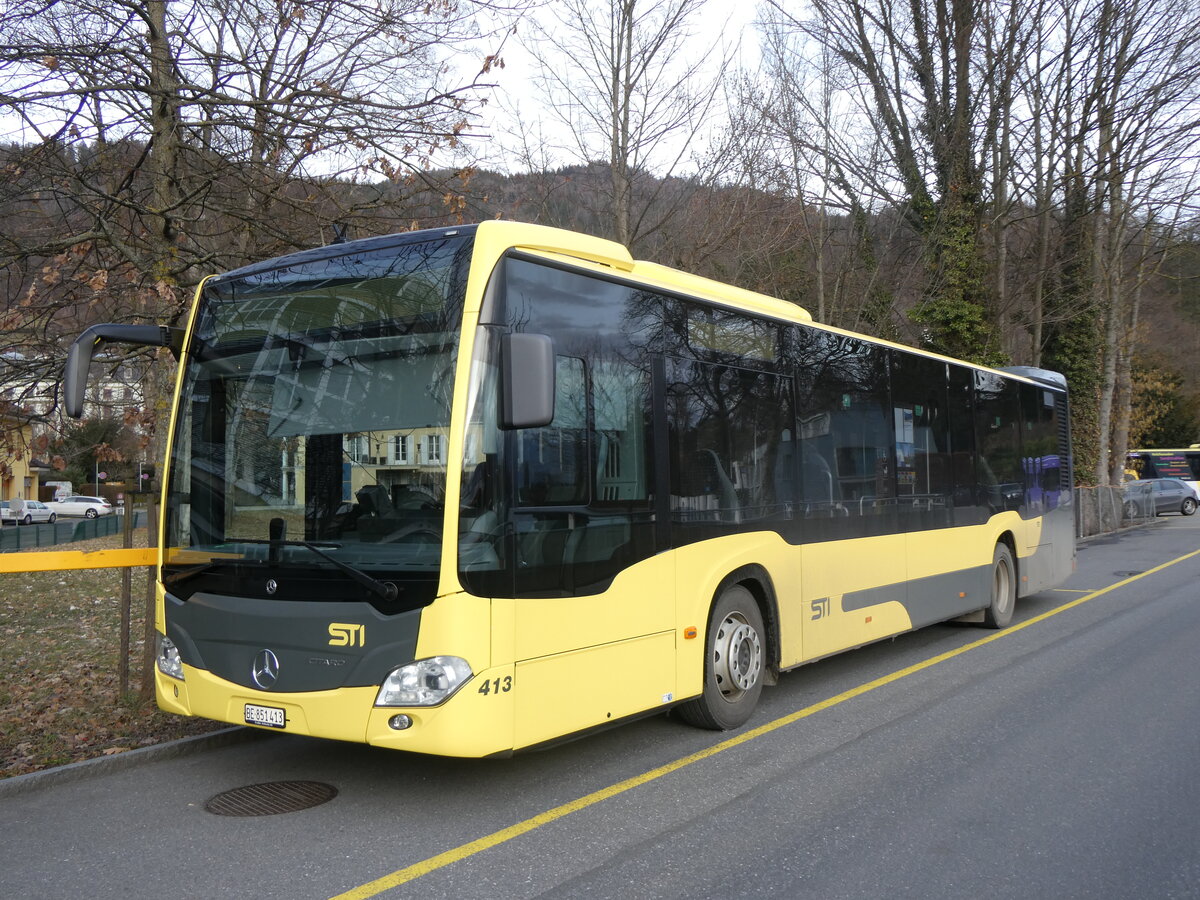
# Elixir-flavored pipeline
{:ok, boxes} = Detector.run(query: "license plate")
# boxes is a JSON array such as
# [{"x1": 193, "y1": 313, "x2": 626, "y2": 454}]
[{"x1": 244, "y1": 703, "x2": 286, "y2": 729}]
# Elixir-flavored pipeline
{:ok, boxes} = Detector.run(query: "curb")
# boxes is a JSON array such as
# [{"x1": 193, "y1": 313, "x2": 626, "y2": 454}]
[
  {"x1": 1076, "y1": 516, "x2": 1168, "y2": 545},
  {"x1": 0, "y1": 726, "x2": 273, "y2": 799}
]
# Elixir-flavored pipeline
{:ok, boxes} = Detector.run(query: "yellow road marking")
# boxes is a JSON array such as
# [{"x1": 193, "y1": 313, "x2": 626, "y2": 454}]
[
  {"x1": 324, "y1": 545, "x2": 1194, "y2": 898},
  {"x1": 0, "y1": 547, "x2": 157, "y2": 573}
]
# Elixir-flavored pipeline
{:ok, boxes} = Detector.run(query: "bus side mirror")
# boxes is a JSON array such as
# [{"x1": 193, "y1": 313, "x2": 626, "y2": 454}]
[
  {"x1": 64, "y1": 324, "x2": 185, "y2": 418},
  {"x1": 500, "y1": 332, "x2": 555, "y2": 429}
]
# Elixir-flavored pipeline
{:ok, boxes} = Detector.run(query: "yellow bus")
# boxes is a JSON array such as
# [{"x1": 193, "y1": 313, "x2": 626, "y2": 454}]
[
  {"x1": 1125, "y1": 447, "x2": 1200, "y2": 493},
  {"x1": 64, "y1": 221, "x2": 1075, "y2": 756}
]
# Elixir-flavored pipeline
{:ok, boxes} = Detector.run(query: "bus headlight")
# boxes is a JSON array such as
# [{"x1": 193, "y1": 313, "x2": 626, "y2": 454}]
[
  {"x1": 375, "y1": 656, "x2": 472, "y2": 707},
  {"x1": 156, "y1": 634, "x2": 184, "y2": 680}
]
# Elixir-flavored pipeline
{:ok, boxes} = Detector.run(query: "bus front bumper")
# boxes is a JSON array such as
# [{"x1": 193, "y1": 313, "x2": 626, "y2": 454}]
[{"x1": 156, "y1": 663, "x2": 516, "y2": 758}]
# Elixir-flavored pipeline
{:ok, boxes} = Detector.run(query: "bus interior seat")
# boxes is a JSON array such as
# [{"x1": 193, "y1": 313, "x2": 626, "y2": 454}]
[{"x1": 356, "y1": 484, "x2": 395, "y2": 517}]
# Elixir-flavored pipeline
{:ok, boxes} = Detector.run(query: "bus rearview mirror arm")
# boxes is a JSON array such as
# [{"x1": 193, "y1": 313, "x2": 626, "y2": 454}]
[
  {"x1": 64, "y1": 323, "x2": 186, "y2": 419},
  {"x1": 500, "y1": 332, "x2": 555, "y2": 430}
]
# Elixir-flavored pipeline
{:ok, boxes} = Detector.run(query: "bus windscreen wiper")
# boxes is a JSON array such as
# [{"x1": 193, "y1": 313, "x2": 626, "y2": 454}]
[
  {"x1": 241, "y1": 519, "x2": 401, "y2": 601},
  {"x1": 162, "y1": 544, "x2": 400, "y2": 602},
  {"x1": 161, "y1": 560, "x2": 222, "y2": 589}
]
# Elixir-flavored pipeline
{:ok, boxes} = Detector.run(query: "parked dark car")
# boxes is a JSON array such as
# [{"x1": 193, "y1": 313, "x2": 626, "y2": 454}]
[{"x1": 1123, "y1": 478, "x2": 1198, "y2": 518}]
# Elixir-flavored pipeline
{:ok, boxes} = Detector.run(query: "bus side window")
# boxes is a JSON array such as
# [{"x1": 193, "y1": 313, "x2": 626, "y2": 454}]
[
  {"x1": 1019, "y1": 383, "x2": 1059, "y2": 514},
  {"x1": 946, "y1": 364, "x2": 982, "y2": 525},
  {"x1": 515, "y1": 356, "x2": 589, "y2": 506},
  {"x1": 792, "y1": 326, "x2": 894, "y2": 541},
  {"x1": 498, "y1": 256, "x2": 660, "y2": 597},
  {"x1": 890, "y1": 351, "x2": 953, "y2": 531},
  {"x1": 974, "y1": 373, "x2": 1023, "y2": 514},
  {"x1": 667, "y1": 358, "x2": 793, "y2": 540}
]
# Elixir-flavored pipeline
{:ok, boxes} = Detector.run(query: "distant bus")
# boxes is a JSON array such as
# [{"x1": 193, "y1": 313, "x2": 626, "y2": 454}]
[
  {"x1": 64, "y1": 221, "x2": 1076, "y2": 757},
  {"x1": 1125, "y1": 448, "x2": 1200, "y2": 495}
]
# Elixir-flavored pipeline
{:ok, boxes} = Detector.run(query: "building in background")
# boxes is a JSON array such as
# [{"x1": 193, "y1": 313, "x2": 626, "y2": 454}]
[{"x1": 0, "y1": 411, "x2": 51, "y2": 502}]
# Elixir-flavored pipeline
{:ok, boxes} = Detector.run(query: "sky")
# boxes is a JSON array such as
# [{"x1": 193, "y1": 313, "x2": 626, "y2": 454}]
[
  {"x1": 0, "y1": 0, "x2": 766, "y2": 181},
  {"x1": 461, "y1": 1, "x2": 764, "y2": 175}
]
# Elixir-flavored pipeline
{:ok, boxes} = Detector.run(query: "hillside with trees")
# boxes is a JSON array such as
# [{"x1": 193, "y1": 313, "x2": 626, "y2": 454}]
[{"x1": 2, "y1": 0, "x2": 1199, "y2": 488}]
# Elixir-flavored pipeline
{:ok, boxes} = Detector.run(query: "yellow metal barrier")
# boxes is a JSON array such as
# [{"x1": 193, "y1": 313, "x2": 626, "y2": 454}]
[{"x1": 0, "y1": 547, "x2": 157, "y2": 573}]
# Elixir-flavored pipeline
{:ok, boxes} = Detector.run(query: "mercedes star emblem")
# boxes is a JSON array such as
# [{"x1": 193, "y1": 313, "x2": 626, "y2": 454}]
[
  {"x1": 252, "y1": 649, "x2": 280, "y2": 689},
  {"x1": 266, "y1": 579, "x2": 278, "y2": 595}
]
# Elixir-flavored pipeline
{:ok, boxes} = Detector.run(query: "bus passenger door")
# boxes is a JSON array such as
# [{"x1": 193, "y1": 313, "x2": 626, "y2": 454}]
[
  {"x1": 507, "y1": 353, "x2": 676, "y2": 749},
  {"x1": 791, "y1": 332, "x2": 908, "y2": 658}
]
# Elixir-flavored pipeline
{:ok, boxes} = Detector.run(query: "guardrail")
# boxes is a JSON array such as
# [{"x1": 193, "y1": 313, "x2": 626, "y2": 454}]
[{"x1": 0, "y1": 546, "x2": 156, "y2": 572}]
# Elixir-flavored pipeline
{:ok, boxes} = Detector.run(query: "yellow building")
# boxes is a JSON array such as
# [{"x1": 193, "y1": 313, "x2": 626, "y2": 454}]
[
  {"x1": 342, "y1": 428, "x2": 448, "y2": 503},
  {"x1": 0, "y1": 412, "x2": 49, "y2": 502}
]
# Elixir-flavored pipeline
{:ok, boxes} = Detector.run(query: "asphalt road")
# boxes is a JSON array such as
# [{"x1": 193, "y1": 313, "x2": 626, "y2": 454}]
[{"x1": 4, "y1": 516, "x2": 1199, "y2": 899}]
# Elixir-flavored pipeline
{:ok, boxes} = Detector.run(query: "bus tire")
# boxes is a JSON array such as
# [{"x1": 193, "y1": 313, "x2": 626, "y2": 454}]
[
  {"x1": 677, "y1": 585, "x2": 765, "y2": 731},
  {"x1": 1182, "y1": 498, "x2": 1197, "y2": 516},
  {"x1": 983, "y1": 543, "x2": 1016, "y2": 629}
]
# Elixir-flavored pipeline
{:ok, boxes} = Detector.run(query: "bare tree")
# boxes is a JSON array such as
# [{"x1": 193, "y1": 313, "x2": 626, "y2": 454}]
[
  {"x1": 760, "y1": 0, "x2": 1032, "y2": 363},
  {"x1": 519, "y1": 0, "x2": 732, "y2": 252},
  {"x1": 732, "y1": 19, "x2": 916, "y2": 333},
  {"x1": 927, "y1": 0, "x2": 1200, "y2": 483},
  {"x1": 1052, "y1": 0, "x2": 1200, "y2": 483},
  {"x1": 0, "y1": 0, "x2": 524, "y2": 458}
]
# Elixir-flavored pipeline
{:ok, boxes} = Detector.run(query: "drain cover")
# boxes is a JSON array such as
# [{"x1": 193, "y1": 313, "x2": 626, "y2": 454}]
[{"x1": 205, "y1": 781, "x2": 338, "y2": 817}]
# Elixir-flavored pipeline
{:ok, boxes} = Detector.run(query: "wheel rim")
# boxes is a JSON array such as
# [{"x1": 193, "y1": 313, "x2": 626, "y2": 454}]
[
  {"x1": 993, "y1": 555, "x2": 1013, "y2": 614},
  {"x1": 1185, "y1": 499, "x2": 1196, "y2": 514},
  {"x1": 712, "y1": 611, "x2": 762, "y2": 700}
]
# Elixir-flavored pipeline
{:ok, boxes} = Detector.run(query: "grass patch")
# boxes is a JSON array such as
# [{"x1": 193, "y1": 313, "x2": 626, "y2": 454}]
[{"x1": 1, "y1": 531, "x2": 221, "y2": 779}]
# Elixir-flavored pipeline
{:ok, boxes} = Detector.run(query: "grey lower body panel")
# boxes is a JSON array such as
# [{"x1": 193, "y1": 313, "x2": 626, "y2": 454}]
[
  {"x1": 839, "y1": 565, "x2": 992, "y2": 630},
  {"x1": 166, "y1": 591, "x2": 421, "y2": 693}
]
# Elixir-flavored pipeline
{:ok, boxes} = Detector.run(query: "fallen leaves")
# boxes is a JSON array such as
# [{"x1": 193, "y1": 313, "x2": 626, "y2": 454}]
[{"x1": 1, "y1": 533, "x2": 220, "y2": 778}]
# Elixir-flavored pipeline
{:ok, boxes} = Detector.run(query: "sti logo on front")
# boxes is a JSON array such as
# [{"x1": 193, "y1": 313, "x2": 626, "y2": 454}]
[{"x1": 328, "y1": 623, "x2": 366, "y2": 647}]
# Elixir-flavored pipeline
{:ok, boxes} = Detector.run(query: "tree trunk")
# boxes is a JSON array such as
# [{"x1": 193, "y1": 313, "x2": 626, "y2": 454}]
[
  {"x1": 145, "y1": 0, "x2": 181, "y2": 261},
  {"x1": 1109, "y1": 232, "x2": 1148, "y2": 485}
]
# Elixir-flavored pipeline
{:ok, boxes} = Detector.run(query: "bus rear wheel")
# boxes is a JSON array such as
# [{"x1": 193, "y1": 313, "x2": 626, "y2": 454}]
[
  {"x1": 678, "y1": 585, "x2": 765, "y2": 730},
  {"x1": 983, "y1": 543, "x2": 1016, "y2": 629}
]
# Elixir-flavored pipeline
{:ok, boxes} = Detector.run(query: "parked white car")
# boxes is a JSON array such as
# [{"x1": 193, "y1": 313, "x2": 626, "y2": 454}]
[
  {"x1": 0, "y1": 499, "x2": 58, "y2": 525},
  {"x1": 47, "y1": 495, "x2": 114, "y2": 518}
]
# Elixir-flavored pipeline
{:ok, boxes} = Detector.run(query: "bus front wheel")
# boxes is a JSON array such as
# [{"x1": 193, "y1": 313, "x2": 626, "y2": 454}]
[
  {"x1": 678, "y1": 585, "x2": 765, "y2": 731},
  {"x1": 983, "y1": 543, "x2": 1016, "y2": 629}
]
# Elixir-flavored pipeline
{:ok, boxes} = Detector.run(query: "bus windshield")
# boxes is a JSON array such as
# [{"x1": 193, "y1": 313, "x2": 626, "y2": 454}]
[{"x1": 163, "y1": 233, "x2": 472, "y2": 608}]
